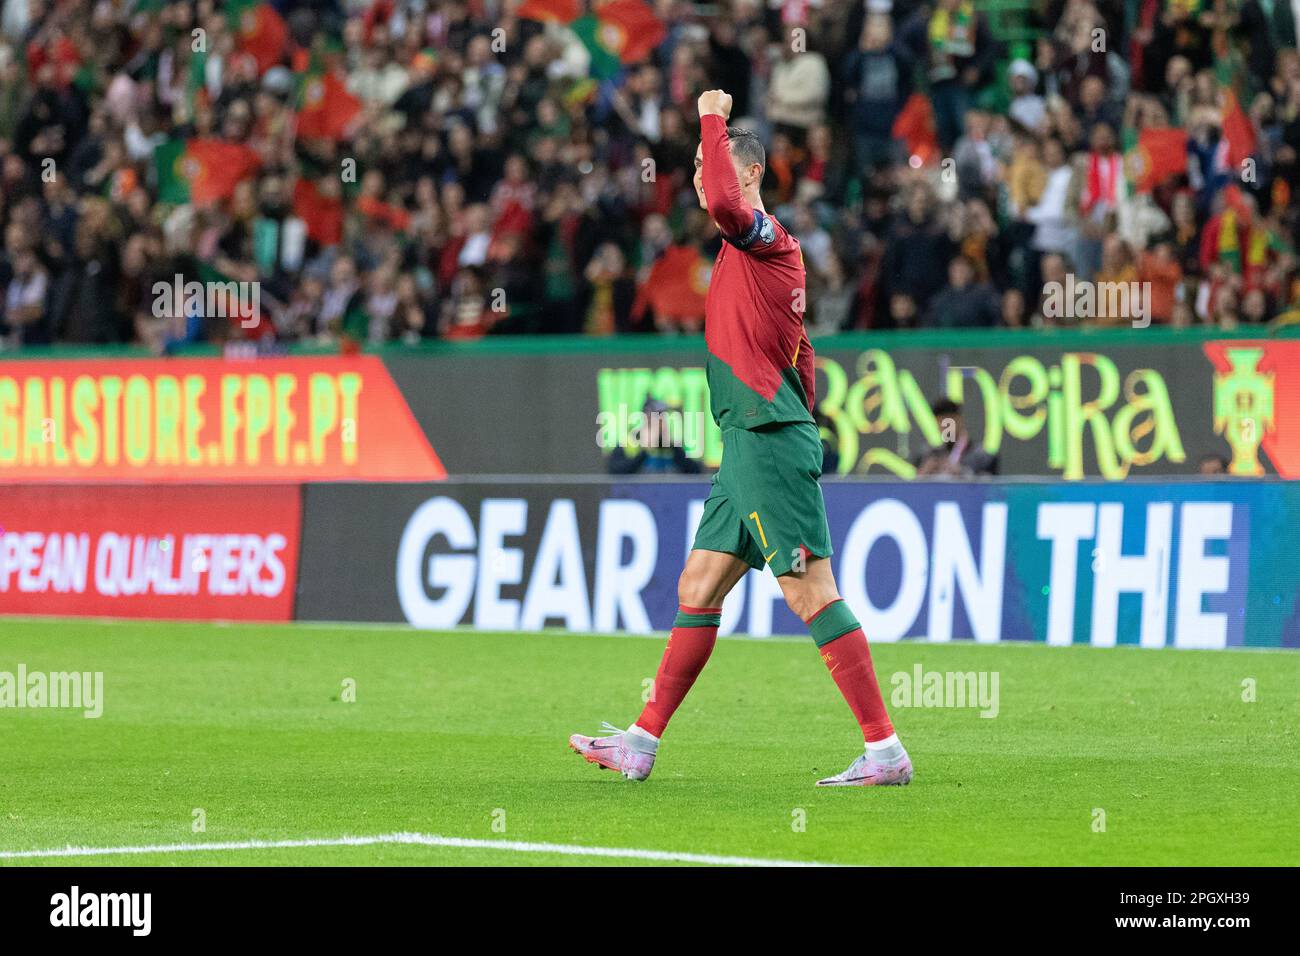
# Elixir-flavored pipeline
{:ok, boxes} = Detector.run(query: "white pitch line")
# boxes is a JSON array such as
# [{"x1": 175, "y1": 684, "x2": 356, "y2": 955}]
[{"x1": 0, "y1": 832, "x2": 836, "y2": 867}]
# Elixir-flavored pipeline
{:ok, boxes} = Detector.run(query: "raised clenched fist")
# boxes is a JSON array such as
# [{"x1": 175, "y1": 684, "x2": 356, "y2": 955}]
[{"x1": 697, "y1": 89, "x2": 733, "y2": 120}]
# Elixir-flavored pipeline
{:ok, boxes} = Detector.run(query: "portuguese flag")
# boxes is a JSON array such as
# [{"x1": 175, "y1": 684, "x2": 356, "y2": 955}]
[
  {"x1": 154, "y1": 138, "x2": 261, "y2": 207},
  {"x1": 292, "y1": 177, "x2": 344, "y2": 246},
  {"x1": 573, "y1": 0, "x2": 665, "y2": 80},
  {"x1": 1131, "y1": 128, "x2": 1187, "y2": 192},
  {"x1": 296, "y1": 69, "x2": 362, "y2": 141},
  {"x1": 892, "y1": 92, "x2": 940, "y2": 166},
  {"x1": 227, "y1": 0, "x2": 288, "y2": 75},
  {"x1": 1221, "y1": 86, "x2": 1257, "y2": 169},
  {"x1": 356, "y1": 195, "x2": 411, "y2": 232},
  {"x1": 632, "y1": 245, "x2": 709, "y2": 324}
]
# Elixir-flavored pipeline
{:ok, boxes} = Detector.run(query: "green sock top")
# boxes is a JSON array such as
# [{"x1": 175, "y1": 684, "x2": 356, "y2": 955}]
[{"x1": 807, "y1": 599, "x2": 860, "y2": 647}]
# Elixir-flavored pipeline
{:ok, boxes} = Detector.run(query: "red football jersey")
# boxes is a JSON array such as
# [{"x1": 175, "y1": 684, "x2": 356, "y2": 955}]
[{"x1": 698, "y1": 114, "x2": 816, "y2": 430}]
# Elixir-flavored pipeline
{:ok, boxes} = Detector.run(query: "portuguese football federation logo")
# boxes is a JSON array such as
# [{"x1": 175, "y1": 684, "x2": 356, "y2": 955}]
[{"x1": 1213, "y1": 347, "x2": 1274, "y2": 475}]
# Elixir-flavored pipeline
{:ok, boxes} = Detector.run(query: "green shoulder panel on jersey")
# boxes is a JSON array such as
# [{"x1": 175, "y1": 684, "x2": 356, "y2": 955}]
[{"x1": 705, "y1": 354, "x2": 815, "y2": 430}]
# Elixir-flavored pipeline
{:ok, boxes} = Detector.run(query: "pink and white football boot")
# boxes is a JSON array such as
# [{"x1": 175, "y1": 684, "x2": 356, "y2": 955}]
[
  {"x1": 569, "y1": 722, "x2": 657, "y2": 781},
  {"x1": 816, "y1": 749, "x2": 913, "y2": 787}
]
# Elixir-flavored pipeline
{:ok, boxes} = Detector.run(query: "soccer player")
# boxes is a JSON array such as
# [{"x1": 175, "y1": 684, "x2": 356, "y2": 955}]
[{"x1": 569, "y1": 90, "x2": 911, "y2": 787}]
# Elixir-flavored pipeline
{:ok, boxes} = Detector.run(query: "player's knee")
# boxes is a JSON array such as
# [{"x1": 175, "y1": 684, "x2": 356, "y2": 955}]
[
  {"x1": 780, "y1": 580, "x2": 840, "y2": 623},
  {"x1": 782, "y1": 591, "x2": 818, "y2": 622},
  {"x1": 678, "y1": 569, "x2": 715, "y2": 609}
]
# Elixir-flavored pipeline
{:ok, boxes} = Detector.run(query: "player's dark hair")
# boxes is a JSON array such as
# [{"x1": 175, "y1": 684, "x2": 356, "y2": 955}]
[{"x1": 727, "y1": 126, "x2": 765, "y2": 171}]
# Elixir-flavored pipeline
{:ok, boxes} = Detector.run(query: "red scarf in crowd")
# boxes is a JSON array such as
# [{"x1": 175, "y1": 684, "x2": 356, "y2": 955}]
[{"x1": 1081, "y1": 152, "x2": 1121, "y2": 216}]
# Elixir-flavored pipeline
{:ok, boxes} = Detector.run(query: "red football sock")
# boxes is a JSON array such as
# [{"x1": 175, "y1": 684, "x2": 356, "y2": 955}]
[
  {"x1": 636, "y1": 605, "x2": 720, "y2": 738},
  {"x1": 810, "y1": 604, "x2": 895, "y2": 742}
]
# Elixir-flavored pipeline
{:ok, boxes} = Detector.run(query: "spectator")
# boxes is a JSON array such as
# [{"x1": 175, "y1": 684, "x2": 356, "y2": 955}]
[
  {"x1": 1001, "y1": 287, "x2": 1028, "y2": 328},
  {"x1": 2, "y1": 243, "x2": 49, "y2": 345},
  {"x1": 1026, "y1": 137, "x2": 1079, "y2": 272},
  {"x1": 1093, "y1": 235, "x2": 1138, "y2": 323},
  {"x1": 766, "y1": 26, "x2": 831, "y2": 140},
  {"x1": 889, "y1": 291, "x2": 920, "y2": 329},
  {"x1": 1075, "y1": 121, "x2": 1123, "y2": 280},
  {"x1": 706, "y1": 17, "x2": 752, "y2": 121},
  {"x1": 843, "y1": 13, "x2": 911, "y2": 172},
  {"x1": 900, "y1": 0, "x2": 996, "y2": 148},
  {"x1": 607, "y1": 399, "x2": 703, "y2": 475},
  {"x1": 953, "y1": 110, "x2": 1001, "y2": 196},
  {"x1": 441, "y1": 265, "x2": 495, "y2": 341},
  {"x1": 582, "y1": 242, "x2": 635, "y2": 336},
  {"x1": 0, "y1": 0, "x2": 1296, "y2": 353},
  {"x1": 913, "y1": 397, "x2": 998, "y2": 476},
  {"x1": 1077, "y1": 75, "x2": 1123, "y2": 140},
  {"x1": 922, "y1": 254, "x2": 1001, "y2": 328},
  {"x1": 1008, "y1": 59, "x2": 1046, "y2": 132},
  {"x1": 1139, "y1": 242, "x2": 1183, "y2": 324},
  {"x1": 810, "y1": 254, "x2": 855, "y2": 335},
  {"x1": 882, "y1": 183, "x2": 955, "y2": 314},
  {"x1": 320, "y1": 255, "x2": 364, "y2": 342},
  {"x1": 1035, "y1": 251, "x2": 1072, "y2": 326},
  {"x1": 1198, "y1": 453, "x2": 1230, "y2": 476},
  {"x1": 50, "y1": 206, "x2": 122, "y2": 344}
]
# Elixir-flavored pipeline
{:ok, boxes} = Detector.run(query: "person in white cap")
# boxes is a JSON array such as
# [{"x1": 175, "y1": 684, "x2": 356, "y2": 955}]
[{"x1": 1008, "y1": 58, "x2": 1047, "y2": 132}]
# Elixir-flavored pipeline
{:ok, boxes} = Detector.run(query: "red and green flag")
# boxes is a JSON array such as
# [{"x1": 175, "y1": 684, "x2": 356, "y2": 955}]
[
  {"x1": 1221, "y1": 86, "x2": 1257, "y2": 169},
  {"x1": 227, "y1": 0, "x2": 288, "y2": 75},
  {"x1": 356, "y1": 195, "x2": 411, "y2": 232},
  {"x1": 1130, "y1": 128, "x2": 1187, "y2": 192},
  {"x1": 631, "y1": 245, "x2": 709, "y2": 323},
  {"x1": 892, "y1": 92, "x2": 940, "y2": 167},
  {"x1": 185, "y1": 44, "x2": 208, "y2": 116},
  {"x1": 296, "y1": 69, "x2": 363, "y2": 141},
  {"x1": 292, "y1": 177, "x2": 344, "y2": 246},
  {"x1": 573, "y1": 0, "x2": 665, "y2": 80},
  {"x1": 154, "y1": 138, "x2": 261, "y2": 207}
]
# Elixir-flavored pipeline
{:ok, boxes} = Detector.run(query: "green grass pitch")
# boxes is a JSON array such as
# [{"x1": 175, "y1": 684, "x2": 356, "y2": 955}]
[{"x1": 1, "y1": 618, "x2": 1297, "y2": 866}]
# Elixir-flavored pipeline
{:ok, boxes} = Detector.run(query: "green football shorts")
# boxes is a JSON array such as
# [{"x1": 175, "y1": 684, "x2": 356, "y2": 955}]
[{"x1": 691, "y1": 420, "x2": 833, "y2": 576}]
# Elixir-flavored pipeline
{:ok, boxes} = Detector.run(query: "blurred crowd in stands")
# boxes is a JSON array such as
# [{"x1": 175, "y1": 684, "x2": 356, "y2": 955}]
[{"x1": 2, "y1": 0, "x2": 1300, "y2": 350}]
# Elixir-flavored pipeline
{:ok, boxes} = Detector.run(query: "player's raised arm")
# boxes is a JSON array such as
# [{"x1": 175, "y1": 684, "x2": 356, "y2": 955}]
[{"x1": 696, "y1": 90, "x2": 755, "y2": 239}]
